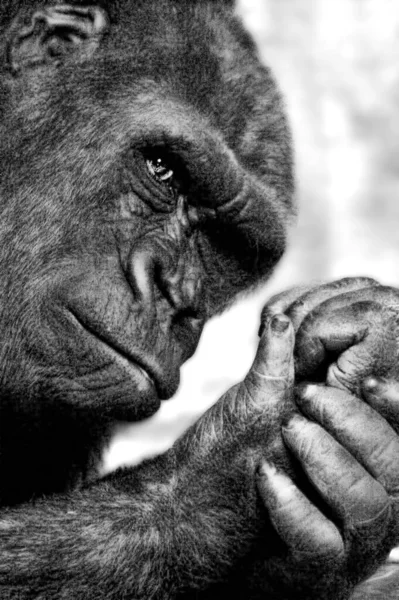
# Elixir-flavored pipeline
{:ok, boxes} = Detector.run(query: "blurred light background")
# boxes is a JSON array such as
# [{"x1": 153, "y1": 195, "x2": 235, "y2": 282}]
[{"x1": 103, "y1": 0, "x2": 399, "y2": 473}]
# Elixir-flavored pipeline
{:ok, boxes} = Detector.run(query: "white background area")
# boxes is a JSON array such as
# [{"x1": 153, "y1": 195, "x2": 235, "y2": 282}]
[{"x1": 103, "y1": 0, "x2": 399, "y2": 477}]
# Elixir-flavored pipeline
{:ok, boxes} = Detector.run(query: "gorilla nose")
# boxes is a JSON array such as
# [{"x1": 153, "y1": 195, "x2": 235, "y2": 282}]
[
  {"x1": 128, "y1": 241, "x2": 204, "y2": 324},
  {"x1": 128, "y1": 247, "x2": 155, "y2": 306}
]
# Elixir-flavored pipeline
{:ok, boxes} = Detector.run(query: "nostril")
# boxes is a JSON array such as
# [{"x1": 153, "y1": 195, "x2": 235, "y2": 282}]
[
  {"x1": 153, "y1": 261, "x2": 180, "y2": 308},
  {"x1": 174, "y1": 306, "x2": 203, "y2": 325},
  {"x1": 128, "y1": 242, "x2": 204, "y2": 322},
  {"x1": 172, "y1": 307, "x2": 205, "y2": 347},
  {"x1": 156, "y1": 269, "x2": 204, "y2": 326}
]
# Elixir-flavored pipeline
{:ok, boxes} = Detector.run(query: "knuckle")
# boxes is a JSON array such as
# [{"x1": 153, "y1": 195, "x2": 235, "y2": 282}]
[
  {"x1": 350, "y1": 276, "x2": 379, "y2": 287},
  {"x1": 330, "y1": 277, "x2": 354, "y2": 290},
  {"x1": 287, "y1": 298, "x2": 310, "y2": 325},
  {"x1": 259, "y1": 306, "x2": 275, "y2": 329},
  {"x1": 327, "y1": 361, "x2": 353, "y2": 392},
  {"x1": 243, "y1": 371, "x2": 289, "y2": 403},
  {"x1": 377, "y1": 286, "x2": 399, "y2": 309},
  {"x1": 283, "y1": 416, "x2": 320, "y2": 460}
]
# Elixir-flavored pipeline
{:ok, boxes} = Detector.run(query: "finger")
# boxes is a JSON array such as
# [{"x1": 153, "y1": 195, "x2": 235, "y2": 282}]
[
  {"x1": 282, "y1": 415, "x2": 390, "y2": 525},
  {"x1": 260, "y1": 277, "x2": 379, "y2": 337},
  {"x1": 260, "y1": 284, "x2": 317, "y2": 334},
  {"x1": 206, "y1": 314, "x2": 295, "y2": 440},
  {"x1": 285, "y1": 277, "x2": 379, "y2": 331},
  {"x1": 362, "y1": 378, "x2": 399, "y2": 427},
  {"x1": 257, "y1": 461, "x2": 344, "y2": 562},
  {"x1": 296, "y1": 384, "x2": 399, "y2": 493},
  {"x1": 247, "y1": 314, "x2": 295, "y2": 389},
  {"x1": 295, "y1": 300, "x2": 398, "y2": 389},
  {"x1": 296, "y1": 284, "x2": 399, "y2": 334}
]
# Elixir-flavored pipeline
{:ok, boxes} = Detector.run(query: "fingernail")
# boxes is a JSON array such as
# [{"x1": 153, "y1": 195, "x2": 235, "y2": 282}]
[
  {"x1": 258, "y1": 309, "x2": 274, "y2": 338},
  {"x1": 271, "y1": 314, "x2": 290, "y2": 334},
  {"x1": 282, "y1": 413, "x2": 305, "y2": 431},
  {"x1": 257, "y1": 460, "x2": 277, "y2": 478}
]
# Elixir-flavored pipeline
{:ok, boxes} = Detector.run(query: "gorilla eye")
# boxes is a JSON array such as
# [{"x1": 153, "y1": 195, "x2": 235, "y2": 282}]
[{"x1": 146, "y1": 156, "x2": 175, "y2": 186}]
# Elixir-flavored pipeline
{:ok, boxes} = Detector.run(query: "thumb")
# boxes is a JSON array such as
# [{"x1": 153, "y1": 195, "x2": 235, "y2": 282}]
[
  {"x1": 183, "y1": 314, "x2": 294, "y2": 457},
  {"x1": 244, "y1": 313, "x2": 295, "y2": 410}
]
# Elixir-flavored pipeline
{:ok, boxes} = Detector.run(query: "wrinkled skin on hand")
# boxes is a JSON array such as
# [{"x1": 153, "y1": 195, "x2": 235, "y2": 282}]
[
  {"x1": 262, "y1": 276, "x2": 399, "y2": 394},
  {"x1": 0, "y1": 314, "x2": 396, "y2": 600},
  {"x1": 261, "y1": 277, "x2": 399, "y2": 596},
  {"x1": 187, "y1": 314, "x2": 397, "y2": 600}
]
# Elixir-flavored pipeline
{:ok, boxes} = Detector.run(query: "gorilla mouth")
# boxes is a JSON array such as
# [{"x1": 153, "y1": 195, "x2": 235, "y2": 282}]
[
  {"x1": 134, "y1": 362, "x2": 156, "y2": 388},
  {"x1": 67, "y1": 310, "x2": 164, "y2": 398}
]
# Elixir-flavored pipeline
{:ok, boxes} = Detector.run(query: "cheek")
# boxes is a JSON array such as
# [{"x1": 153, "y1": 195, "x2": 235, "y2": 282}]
[
  {"x1": 3, "y1": 297, "x2": 162, "y2": 422},
  {"x1": 0, "y1": 256, "x2": 161, "y2": 421}
]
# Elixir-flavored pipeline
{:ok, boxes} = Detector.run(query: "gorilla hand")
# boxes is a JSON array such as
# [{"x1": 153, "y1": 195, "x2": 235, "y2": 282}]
[
  {"x1": 251, "y1": 407, "x2": 397, "y2": 599},
  {"x1": 262, "y1": 276, "x2": 399, "y2": 395},
  {"x1": 288, "y1": 381, "x2": 399, "y2": 599},
  {"x1": 186, "y1": 314, "x2": 395, "y2": 599}
]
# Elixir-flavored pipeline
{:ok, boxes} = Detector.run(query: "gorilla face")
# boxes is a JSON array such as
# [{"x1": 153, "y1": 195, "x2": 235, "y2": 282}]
[{"x1": 0, "y1": 0, "x2": 294, "y2": 422}]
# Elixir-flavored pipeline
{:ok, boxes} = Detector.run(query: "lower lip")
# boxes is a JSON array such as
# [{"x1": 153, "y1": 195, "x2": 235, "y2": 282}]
[
  {"x1": 69, "y1": 311, "x2": 158, "y2": 395},
  {"x1": 134, "y1": 362, "x2": 156, "y2": 389},
  {"x1": 103, "y1": 345, "x2": 158, "y2": 395}
]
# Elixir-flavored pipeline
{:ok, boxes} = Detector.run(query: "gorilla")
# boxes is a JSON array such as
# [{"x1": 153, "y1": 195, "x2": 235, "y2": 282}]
[
  {"x1": 1, "y1": 0, "x2": 399, "y2": 598},
  {"x1": 0, "y1": 0, "x2": 294, "y2": 502}
]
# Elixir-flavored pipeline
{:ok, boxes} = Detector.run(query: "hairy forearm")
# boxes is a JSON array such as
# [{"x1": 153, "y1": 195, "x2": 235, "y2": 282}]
[
  {"x1": 0, "y1": 441, "x2": 259, "y2": 600},
  {"x1": 0, "y1": 370, "x2": 279, "y2": 600}
]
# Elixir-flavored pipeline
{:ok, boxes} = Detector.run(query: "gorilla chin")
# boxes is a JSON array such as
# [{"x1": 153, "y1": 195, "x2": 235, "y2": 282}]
[{"x1": 55, "y1": 361, "x2": 164, "y2": 422}]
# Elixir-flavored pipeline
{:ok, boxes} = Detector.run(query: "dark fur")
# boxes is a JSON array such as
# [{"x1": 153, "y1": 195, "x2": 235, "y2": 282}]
[
  {"x1": 0, "y1": 0, "x2": 293, "y2": 504},
  {"x1": 0, "y1": 1, "x2": 388, "y2": 599}
]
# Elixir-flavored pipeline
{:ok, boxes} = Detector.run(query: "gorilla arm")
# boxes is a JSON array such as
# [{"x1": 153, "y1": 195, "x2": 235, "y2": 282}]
[{"x1": 0, "y1": 316, "x2": 395, "y2": 600}]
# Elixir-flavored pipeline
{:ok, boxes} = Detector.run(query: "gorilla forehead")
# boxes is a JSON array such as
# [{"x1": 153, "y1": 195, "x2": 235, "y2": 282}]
[{"x1": 40, "y1": 0, "x2": 284, "y2": 154}]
